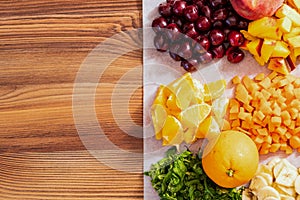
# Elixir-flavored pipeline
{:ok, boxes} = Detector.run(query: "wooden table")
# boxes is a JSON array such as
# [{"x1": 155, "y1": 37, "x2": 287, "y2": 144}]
[{"x1": 0, "y1": 0, "x2": 143, "y2": 199}]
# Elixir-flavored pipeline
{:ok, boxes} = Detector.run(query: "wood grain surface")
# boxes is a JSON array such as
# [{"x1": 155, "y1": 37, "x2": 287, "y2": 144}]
[{"x1": 0, "y1": 0, "x2": 143, "y2": 199}]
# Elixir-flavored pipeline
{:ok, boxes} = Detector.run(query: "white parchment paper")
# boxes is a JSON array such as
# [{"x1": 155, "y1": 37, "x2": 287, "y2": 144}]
[{"x1": 143, "y1": 1, "x2": 300, "y2": 199}]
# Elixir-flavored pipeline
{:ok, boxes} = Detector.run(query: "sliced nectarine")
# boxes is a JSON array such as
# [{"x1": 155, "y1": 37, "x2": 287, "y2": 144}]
[
  {"x1": 287, "y1": 35, "x2": 300, "y2": 48},
  {"x1": 268, "y1": 58, "x2": 290, "y2": 75},
  {"x1": 246, "y1": 39, "x2": 263, "y2": 58},
  {"x1": 248, "y1": 17, "x2": 283, "y2": 40},
  {"x1": 276, "y1": 4, "x2": 300, "y2": 26},
  {"x1": 271, "y1": 41, "x2": 290, "y2": 58},
  {"x1": 277, "y1": 17, "x2": 292, "y2": 33},
  {"x1": 261, "y1": 39, "x2": 277, "y2": 63}
]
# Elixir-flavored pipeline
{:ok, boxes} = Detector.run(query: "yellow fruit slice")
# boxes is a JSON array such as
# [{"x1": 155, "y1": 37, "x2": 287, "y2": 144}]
[
  {"x1": 153, "y1": 85, "x2": 171, "y2": 105},
  {"x1": 162, "y1": 115, "x2": 184, "y2": 145},
  {"x1": 196, "y1": 116, "x2": 220, "y2": 140},
  {"x1": 212, "y1": 97, "x2": 229, "y2": 126},
  {"x1": 203, "y1": 79, "x2": 226, "y2": 102},
  {"x1": 151, "y1": 104, "x2": 168, "y2": 140},
  {"x1": 184, "y1": 128, "x2": 197, "y2": 144},
  {"x1": 165, "y1": 92, "x2": 181, "y2": 115},
  {"x1": 167, "y1": 73, "x2": 196, "y2": 110},
  {"x1": 178, "y1": 103, "x2": 211, "y2": 130}
]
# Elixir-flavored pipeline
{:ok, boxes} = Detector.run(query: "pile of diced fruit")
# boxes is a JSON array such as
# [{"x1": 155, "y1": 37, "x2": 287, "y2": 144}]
[{"x1": 152, "y1": 0, "x2": 300, "y2": 74}]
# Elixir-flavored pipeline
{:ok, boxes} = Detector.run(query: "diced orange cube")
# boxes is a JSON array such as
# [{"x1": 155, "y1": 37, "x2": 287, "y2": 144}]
[
  {"x1": 269, "y1": 143, "x2": 281, "y2": 153},
  {"x1": 276, "y1": 126, "x2": 287, "y2": 135},
  {"x1": 272, "y1": 133, "x2": 280, "y2": 143},
  {"x1": 257, "y1": 128, "x2": 268, "y2": 136},
  {"x1": 232, "y1": 76, "x2": 241, "y2": 84},
  {"x1": 259, "y1": 77, "x2": 271, "y2": 89},
  {"x1": 271, "y1": 116, "x2": 282, "y2": 126},
  {"x1": 255, "y1": 73, "x2": 265, "y2": 81}
]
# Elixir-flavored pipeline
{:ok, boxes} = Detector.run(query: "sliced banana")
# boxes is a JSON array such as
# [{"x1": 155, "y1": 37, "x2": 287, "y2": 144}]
[
  {"x1": 264, "y1": 197, "x2": 280, "y2": 200},
  {"x1": 282, "y1": 159, "x2": 298, "y2": 173},
  {"x1": 250, "y1": 175, "x2": 269, "y2": 193},
  {"x1": 275, "y1": 165, "x2": 298, "y2": 187},
  {"x1": 242, "y1": 188, "x2": 254, "y2": 200},
  {"x1": 260, "y1": 172, "x2": 273, "y2": 186},
  {"x1": 256, "y1": 164, "x2": 273, "y2": 176},
  {"x1": 273, "y1": 183, "x2": 297, "y2": 197},
  {"x1": 273, "y1": 160, "x2": 285, "y2": 179},
  {"x1": 280, "y1": 194, "x2": 296, "y2": 200},
  {"x1": 295, "y1": 175, "x2": 300, "y2": 195},
  {"x1": 268, "y1": 157, "x2": 282, "y2": 169},
  {"x1": 257, "y1": 186, "x2": 280, "y2": 200}
]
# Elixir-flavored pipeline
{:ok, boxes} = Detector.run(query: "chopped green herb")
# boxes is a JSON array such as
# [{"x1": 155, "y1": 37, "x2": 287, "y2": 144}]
[{"x1": 145, "y1": 148, "x2": 243, "y2": 200}]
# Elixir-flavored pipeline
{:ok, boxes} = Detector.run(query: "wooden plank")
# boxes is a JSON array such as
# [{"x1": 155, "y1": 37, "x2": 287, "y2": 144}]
[{"x1": 0, "y1": 0, "x2": 144, "y2": 199}]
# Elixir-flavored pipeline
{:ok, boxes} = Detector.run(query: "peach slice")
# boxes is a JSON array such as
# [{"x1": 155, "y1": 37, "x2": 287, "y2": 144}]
[{"x1": 230, "y1": 0, "x2": 284, "y2": 20}]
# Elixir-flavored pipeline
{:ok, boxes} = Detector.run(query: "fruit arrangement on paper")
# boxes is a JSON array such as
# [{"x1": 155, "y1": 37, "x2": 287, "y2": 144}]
[{"x1": 145, "y1": 0, "x2": 300, "y2": 199}]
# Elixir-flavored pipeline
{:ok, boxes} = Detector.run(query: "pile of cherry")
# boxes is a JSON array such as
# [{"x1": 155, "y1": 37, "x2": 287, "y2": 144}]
[{"x1": 152, "y1": 0, "x2": 250, "y2": 72}]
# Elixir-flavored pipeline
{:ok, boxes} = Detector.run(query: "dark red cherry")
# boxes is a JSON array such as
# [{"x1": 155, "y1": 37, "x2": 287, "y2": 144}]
[
  {"x1": 154, "y1": 33, "x2": 169, "y2": 52},
  {"x1": 195, "y1": 16, "x2": 211, "y2": 32},
  {"x1": 152, "y1": 17, "x2": 168, "y2": 33},
  {"x1": 184, "y1": 5, "x2": 199, "y2": 22},
  {"x1": 228, "y1": 30, "x2": 245, "y2": 47},
  {"x1": 226, "y1": 47, "x2": 245, "y2": 63},
  {"x1": 209, "y1": 29, "x2": 225, "y2": 46},
  {"x1": 166, "y1": 23, "x2": 182, "y2": 41},
  {"x1": 172, "y1": 1, "x2": 187, "y2": 16}
]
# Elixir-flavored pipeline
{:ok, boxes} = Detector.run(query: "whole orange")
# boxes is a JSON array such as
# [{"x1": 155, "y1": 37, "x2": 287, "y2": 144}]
[{"x1": 202, "y1": 130, "x2": 259, "y2": 188}]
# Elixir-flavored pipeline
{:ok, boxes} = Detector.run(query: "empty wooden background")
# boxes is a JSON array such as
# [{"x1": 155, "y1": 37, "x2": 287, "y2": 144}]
[{"x1": 0, "y1": 0, "x2": 143, "y2": 199}]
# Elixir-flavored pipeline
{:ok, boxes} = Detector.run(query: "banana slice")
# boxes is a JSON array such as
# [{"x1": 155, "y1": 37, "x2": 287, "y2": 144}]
[
  {"x1": 268, "y1": 157, "x2": 282, "y2": 169},
  {"x1": 264, "y1": 197, "x2": 279, "y2": 200},
  {"x1": 280, "y1": 194, "x2": 296, "y2": 200},
  {"x1": 260, "y1": 172, "x2": 273, "y2": 185},
  {"x1": 282, "y1": 159, "x2": 298, "y2": 172},
  {"x1": 275, "y1": 165, "x2": 298, "y2": 187},
  {"x1": 257, "y1": 164, "x2": 273, "y2": 176},
  {"x1": 257, "y1": 186, "x2": 280, "y2": 200},
  {"x1": 242, "y1": 188, "x2": 254, "y2": 200},
  {"x1": 273, "y1": 160, "x2": 285, "y2": 179},
  {"x1": 273, "y1": 183, "x2": 297, "y2": 197},
  {"x1": 295, "y1": 175, "x2": 300, "y2": 195},
  {"x1": 250, "y1": 175, "x2": 269, "y2": 193}
]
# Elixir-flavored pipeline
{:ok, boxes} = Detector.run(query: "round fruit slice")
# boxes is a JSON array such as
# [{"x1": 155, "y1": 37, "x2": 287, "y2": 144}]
[
  {"x1": 203, "y1": 79, "x2": 226, "y2": 102},
  {"x1": 249, "y1": 175, "x2": 269, "y2": 193},
  {"x1": 151, "y1": 104, "x2": 168, "y2": 140},
  {"x1": 162, "y1": 115, "x2": 184, "y2": 146},
  {"x1": 257, "y1": 186, "x2": 280, "y2": 200},
  {"x1": 178, "y1": 103, "x2": 211, "y2": 130}
]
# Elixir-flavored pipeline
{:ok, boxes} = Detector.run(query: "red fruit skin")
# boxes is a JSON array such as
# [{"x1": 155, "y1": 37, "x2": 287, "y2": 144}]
[{"x1": 229, "y1": 0, "x2": 284, "y2": 20}]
